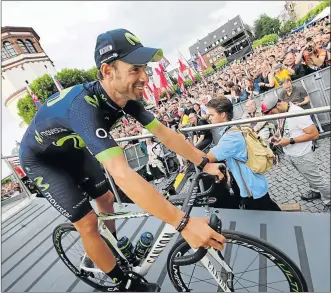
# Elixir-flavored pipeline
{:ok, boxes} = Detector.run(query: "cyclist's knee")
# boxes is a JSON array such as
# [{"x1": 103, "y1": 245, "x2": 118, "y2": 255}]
[
  {"x1": 96, "y1": 191, "x2": 115, "y2": 206},
  {"x1": 73, "y1": 211, "x2": 99, "y2": 237}
]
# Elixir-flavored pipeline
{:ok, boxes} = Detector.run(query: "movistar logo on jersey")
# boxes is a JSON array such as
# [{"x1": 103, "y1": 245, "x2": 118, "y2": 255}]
[
  {"x1": 84, "y1": 95, "x2": 99, "y2": 108},
  {"x1": 34, "y1": 176, "x2": 50, "y2": 191},
  {"x1": 53, "y1": 134, "x2": 86, "y2": 149},
  {"x1": 35, "y1": 130, "x2": 43, "y2": 144},
  {"x1": 124, "y1": 33, "x2": 141, "y2": 46}
]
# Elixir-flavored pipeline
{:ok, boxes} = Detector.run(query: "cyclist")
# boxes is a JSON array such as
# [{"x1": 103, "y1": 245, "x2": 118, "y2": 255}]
[{"x1": 19, "y1": 29, "x2": 226, "y2": 292}]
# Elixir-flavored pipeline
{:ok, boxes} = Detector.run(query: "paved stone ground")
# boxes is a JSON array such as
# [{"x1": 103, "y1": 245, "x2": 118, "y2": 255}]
[
  {"x1": 266, "y1": 137, "x2": 330, "y2": 213},
  {"x1": 153, "y1": 137, "x2": 330, "y2": 213}
]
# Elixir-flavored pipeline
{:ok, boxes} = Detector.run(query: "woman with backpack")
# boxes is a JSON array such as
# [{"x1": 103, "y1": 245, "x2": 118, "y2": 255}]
[{"x1": 203, "y1": 98, "x2": 281, "y2": 211}]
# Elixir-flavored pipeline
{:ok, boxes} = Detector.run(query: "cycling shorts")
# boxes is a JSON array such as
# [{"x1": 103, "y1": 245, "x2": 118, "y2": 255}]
[{"x1": 20, "y1": 147, "x2": 111, "y2": 223}]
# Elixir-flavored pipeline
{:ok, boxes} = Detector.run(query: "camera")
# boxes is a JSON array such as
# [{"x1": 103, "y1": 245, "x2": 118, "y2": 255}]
[{"x1": 306, "y1": 45, "x2": 313, "y2": 53}]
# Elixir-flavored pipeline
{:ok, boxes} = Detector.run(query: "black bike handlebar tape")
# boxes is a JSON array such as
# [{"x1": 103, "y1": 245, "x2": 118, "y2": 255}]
[{"x1": 173, "y1": 214, "x2": 222, "y2": 266}]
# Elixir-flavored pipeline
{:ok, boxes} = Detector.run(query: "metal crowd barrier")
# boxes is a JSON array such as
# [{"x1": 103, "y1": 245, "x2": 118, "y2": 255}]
[
  {"x1": 2, "y1": 106, "x2": 331, "y2": 208},
  {"x1": 232, "y1": 67, "x2": 331, "y2": 132}
]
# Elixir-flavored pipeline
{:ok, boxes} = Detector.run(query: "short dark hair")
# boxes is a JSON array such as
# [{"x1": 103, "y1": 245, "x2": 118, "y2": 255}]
[
  {"x1": 206, "y1": 98, "x2": 234, "y2": 121},
  {"x1": 231, "y1": 85, "x2": 241, "y2": 96}
]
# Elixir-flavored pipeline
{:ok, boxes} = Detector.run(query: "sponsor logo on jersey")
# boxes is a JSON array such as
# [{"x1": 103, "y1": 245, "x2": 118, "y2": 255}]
[
  {"x1": 53, "y1": 134, "x2": 86, "y2": 149},
  {"x1": 40, "y1": 128, "x2": 68, "y2": 137},
  {"x1": 95, "y1": 179, "x2": 106, "y2": 188},
  {"x1": 34, "y1": 176, "x2": 50, "y2": 191},
  {"x1": 124, "y1": 33, "x2": 141, "y2": 46},
  {"x1": 84, "y1": 95, "x2": 99, "y2": 108},
  {"x1": 44, "y1": 191, "x2": 72, "y2": 218},
  {"x1": 35, "y1": 130, "x2": 43, "y2": 144}
]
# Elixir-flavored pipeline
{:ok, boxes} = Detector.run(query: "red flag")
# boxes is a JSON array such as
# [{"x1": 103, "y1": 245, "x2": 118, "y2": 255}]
[
  {"x1": 155, "y1": 67, "x2": 169, "y2": 89},
  {"x1": 178, "y1": 58, "x2": 187, "y2": 73},
  {"x1": 146, "y1": 82, "x2": 153, "y2": 93},
  {"x1": 188, "y1": 68, "x2": 195, "y2": 83},
  {"x1": 198, "y1": 51, "x2": 207, "y2": 70},
  {"x1": 177, "y1": 70, "x2": 186, "y2": 93},
  {"x1": 153, "y1": 83, "x2": 159, "y2": 105}
]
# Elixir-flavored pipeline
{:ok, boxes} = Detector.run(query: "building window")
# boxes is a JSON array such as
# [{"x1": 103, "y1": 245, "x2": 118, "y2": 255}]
[
  {"x1": 213, "y1": 35, "x2": 217, "y2": 38},
  {"x1": 25, "y1": 39, "x2": 37, "y2": 53},
  {"x1": 1, "y1": 47, "x2": 10, "y2": 60},
  {"x1": 234, "y1": 21, "x2": 238, "y2": 25},
  {"x1": 205, "y1": 48, "x2": 207, "y2": 52},
  {"x1": 3, "y1": 41, "x2": 18, "y2": 57},
  {"x1": 17, "y1": 39, "x2": 29, "y2": 54},
  {"x1": 222, "y1": 29, "x2": 225, "y2": 33},
  {"x1": 237, "y1": 27, "x2": 241, "y2": 32}
]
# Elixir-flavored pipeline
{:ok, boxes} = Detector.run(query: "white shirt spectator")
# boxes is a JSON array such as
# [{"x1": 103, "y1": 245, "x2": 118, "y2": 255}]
[{"x1": 281, "y1": 103, "x2": 313, "y2": 157}]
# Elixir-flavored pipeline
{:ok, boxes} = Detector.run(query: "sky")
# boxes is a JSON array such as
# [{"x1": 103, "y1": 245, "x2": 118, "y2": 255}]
[{"x1": 1, "y1": 1, "x2": 285, "y2": 178}]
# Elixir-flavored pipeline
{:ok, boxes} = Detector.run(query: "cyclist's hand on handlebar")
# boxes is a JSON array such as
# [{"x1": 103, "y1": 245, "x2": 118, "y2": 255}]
[
  {"x1": 203, "y1": 163, "x2": 224, "y2": 183},
  {"x1": 181, "y1": 217, "x2": 226, "y2": 251}
]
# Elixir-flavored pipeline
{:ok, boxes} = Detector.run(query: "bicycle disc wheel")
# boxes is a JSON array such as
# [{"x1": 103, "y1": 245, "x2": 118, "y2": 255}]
[
  {"x1": 167, "y1": 230, "x2": 308, "y2": 292},
  {"x1": 53, "y1": 223, "x2": 123, "y2": 292}
]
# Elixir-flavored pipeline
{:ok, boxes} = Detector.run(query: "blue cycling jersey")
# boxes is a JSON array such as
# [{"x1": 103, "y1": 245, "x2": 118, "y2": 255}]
[{"x1": 20, "y1": 81, "x2": 159, "y2": 163}]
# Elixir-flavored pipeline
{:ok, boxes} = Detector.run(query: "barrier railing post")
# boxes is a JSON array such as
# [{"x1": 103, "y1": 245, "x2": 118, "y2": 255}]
[{"x1": 301, "y1": 79, "x2": 324, "y2": 133}]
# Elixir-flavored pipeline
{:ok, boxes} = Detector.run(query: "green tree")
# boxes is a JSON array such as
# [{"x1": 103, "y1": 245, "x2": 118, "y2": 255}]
[
  {"x1": 184, "y1": 79, "x2": 193, "y2": 89},
  {"x1": 254, "y1": 14, "x2": 281, "y2": 39},
  {"x1": 215, "y1": 59, "x2": 228, "y2": 68},
  {"x1": 280, "y1": 20, "x2": 297, "y2": 36},
  {"x1": 252, "y1": 34, "x2": 279, "y2": 49},
  {"x1": 297, "y1": 0, "x2": 330, "y2": 26},
  {"x1": 203, "y1": 67, "x2": 215, "y2": 76},
  {"x1": 194, "y1": 73, "x2": 202, "y2": 82},
  {"x1": 17, "y1": 95, "x2": 38, "y2": 124}
]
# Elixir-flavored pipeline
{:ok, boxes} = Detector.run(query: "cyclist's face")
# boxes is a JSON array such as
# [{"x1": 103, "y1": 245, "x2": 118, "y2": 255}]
[{"x1": 109, "y1": 60, "x2": 149, "y2": 101}]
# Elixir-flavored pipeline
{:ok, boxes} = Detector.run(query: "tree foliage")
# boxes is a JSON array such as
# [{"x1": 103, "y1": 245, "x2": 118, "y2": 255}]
[
  {"x1": 252, "y1": 34, "x2": 279, "y2": 49},
  {"x1": 17, "y1": 67, "x2": 98, "y2": 124},
  {"x1": 203, "y1": 67, "x2": 215, "y2": 76},
  {"x1": 254, "y1": 14, "x2": 281, "y2": 39},
  {"x1": 194, "y1": 73, "x2": 202, "y2": 82},
  {"x1": 215, "y1": 59, "x2": 228, "y2": 68},
  {"x1": 297, "y1": 0, "x2": 330, "y2": 27},
  {"x1": 184, "y1": 79, "x2": 193, "y2": 88},
  {"x1": 280, "y1": 20, "x2": 297, "y2": 36},
  {"x1": 1, "y1": 177, "x2": 13, "y2": 185}
]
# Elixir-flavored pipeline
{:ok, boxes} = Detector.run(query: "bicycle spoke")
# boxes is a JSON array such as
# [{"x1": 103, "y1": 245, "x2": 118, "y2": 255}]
[
  {"x1": 233, "y1": 276, "x2": 288, "y2": 292},
  {"x1": 231, "y1": 244, "x2": 240, "y2": 268},
  {"x1": 234, "y1": 264, "x2": 278, "y2": 275},
  {"x1": 180, "y1": 272, "x2": 218, "y2": 287},
  {"x1": 233, "y1": 253, "x2": 259, "y2": 287},
  {"x1": 187, "y1": 263, "x2": 198, "y2": 288}
]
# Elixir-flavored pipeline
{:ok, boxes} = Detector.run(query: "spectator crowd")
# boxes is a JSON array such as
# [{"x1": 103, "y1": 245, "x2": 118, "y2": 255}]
[{"x1": 108, "y1": 17, "x2": 330, "y2": 212}]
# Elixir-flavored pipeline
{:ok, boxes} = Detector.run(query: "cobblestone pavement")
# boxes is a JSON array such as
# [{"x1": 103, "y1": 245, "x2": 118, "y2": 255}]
[
  {"x1": 153, "y1": 137, "x2": 330, "y2": 213},
  {"x1": 265, "y1": 137, "x2": 330, "y2": 213}
]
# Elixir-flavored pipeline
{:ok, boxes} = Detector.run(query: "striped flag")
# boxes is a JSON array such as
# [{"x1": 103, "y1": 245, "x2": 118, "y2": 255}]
[
  {"x1": 25, "y1": 83, "x2": 42, "y2": 110},
  {"x1": 49, "y1": 73, "x2": 64, "y2": 91},
  {"x1": 198, "y1": 51, "x2": 208, "y2": 70},
  {"x1": 159, "y1": 56, "x2": 170, "y2": 71}
]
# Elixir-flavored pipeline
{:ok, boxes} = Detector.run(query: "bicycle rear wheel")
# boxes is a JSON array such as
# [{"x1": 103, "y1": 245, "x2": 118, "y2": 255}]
[
  {"x1": 167, "y1": 230, "x2": 308, "y2": 292},
  {"x1": 53, "y1": 223, "x2": 124, "y2": 292}
]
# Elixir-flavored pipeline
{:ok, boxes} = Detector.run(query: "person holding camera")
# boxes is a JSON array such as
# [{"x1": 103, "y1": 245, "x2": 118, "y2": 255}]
[
  {"x1": 269, "y1": 62, "x2": 294, "y2": 89},
  {"x1": 295, "y1": 39, "x2": 328, "y2": 72}
]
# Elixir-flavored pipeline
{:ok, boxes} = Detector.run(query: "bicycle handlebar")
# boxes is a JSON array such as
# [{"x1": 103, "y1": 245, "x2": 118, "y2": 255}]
[{"x1": 171, "y1": 172, "x2": 223, "y2": 266}]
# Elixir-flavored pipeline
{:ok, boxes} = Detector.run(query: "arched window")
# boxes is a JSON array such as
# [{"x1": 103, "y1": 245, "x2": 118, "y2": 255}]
[
  {"x1": 25, "y1": 39, "x2": 37, "y2": 53},
  {"x1": 17, "y1": 39, "x2": 29, "y2": 54},
  {"x1": 2, "y1": 47, "x2": 10, "y2": 60},
  {"x1": 3, "y1": 41, "x2": 18, "y2": 57}
]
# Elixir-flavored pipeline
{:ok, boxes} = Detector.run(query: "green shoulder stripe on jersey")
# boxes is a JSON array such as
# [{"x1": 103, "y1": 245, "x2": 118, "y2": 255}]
[
  {"x1": 145, "y1": 118, "x2": 160, "y2": 132},
  {"x1": 96, "y1": 146, "x2": 123, "y2": 163},
  {"x1": 46, "y1": 87, "x2": 73, "y2": 107}
]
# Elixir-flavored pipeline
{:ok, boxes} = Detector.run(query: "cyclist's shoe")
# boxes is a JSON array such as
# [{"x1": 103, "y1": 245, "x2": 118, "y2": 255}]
[{"x1": 120, "y1": 273, "x2": 160, "y2": 292}]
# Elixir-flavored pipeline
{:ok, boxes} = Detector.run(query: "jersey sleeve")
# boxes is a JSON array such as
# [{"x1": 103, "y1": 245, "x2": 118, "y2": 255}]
[
  {"x1": 123, "y1": 100, "x2": 160, "y2": 132},
  {"x1": 69, "y1": 95, "x2": 123, "y2": 163}
]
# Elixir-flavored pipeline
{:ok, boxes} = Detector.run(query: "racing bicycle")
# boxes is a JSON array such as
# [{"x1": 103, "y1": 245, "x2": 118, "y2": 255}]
[{"x1": 53, "y1": 172, "x2": 308, "y2": 292}]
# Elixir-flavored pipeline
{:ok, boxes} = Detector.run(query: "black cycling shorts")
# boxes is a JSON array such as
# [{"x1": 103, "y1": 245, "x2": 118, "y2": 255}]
[{"x1": 20, "y1": 147, "x2": 111, "y2": 223}]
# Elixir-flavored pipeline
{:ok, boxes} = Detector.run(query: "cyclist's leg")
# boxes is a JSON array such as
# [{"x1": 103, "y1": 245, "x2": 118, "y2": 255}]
[
  {"x1": 74, "y1": 148, "x2": 116, "y2": 236},
  {"x1": 20, "y1": 151, "x2": 117, "y2": 274}
]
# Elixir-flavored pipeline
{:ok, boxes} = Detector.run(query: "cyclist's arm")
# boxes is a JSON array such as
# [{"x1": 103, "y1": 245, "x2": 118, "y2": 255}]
[
  {"x1": 103, "y1": 155, "x2": 184, "y2": 227},
  {"x1": 124, "y1": 101, "x2": 205, "y2": 165}
]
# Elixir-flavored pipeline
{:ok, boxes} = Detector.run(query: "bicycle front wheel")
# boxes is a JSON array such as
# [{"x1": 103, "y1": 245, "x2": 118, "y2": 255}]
[{"x1": 167, "y1": 230, "x2": 308, "y2": 292}]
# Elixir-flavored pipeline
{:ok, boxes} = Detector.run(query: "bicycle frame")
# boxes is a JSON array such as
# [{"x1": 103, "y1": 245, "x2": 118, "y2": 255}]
[{"x1": 79, "y1": 210, "x2": 233, "y2": 292}]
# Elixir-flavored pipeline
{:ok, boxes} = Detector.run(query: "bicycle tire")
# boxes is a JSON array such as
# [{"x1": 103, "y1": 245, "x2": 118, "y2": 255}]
[
  {"x1": 53, "y1": 223, "x2": 122, "y2": 292},
  {"x1": 167, "y1": 229, "x2": 308, "y2": 292}
]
